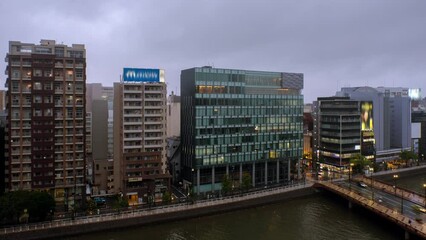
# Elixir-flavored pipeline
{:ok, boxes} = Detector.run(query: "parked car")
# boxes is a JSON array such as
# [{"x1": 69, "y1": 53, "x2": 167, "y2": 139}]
[
  {"x1": 94, "y1": 197, "x2": 106, "y2": 206},
  {"x1": 358, "y1": 182, "x2": 367, "y2": 188}
]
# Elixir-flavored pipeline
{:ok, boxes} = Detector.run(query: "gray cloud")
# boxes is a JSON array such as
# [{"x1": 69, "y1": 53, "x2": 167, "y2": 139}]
[{"x1": 1, "y1": 0, "x2": 425, "y2": 102}]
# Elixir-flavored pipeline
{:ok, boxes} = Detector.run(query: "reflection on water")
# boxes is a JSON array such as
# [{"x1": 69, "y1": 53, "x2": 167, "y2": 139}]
[{"x1": 68, "y1": 193, "x2": 405, "y2": 240}]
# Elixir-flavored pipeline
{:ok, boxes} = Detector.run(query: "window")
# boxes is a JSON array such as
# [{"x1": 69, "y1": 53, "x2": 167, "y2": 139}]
[
  {"x1": 33, "y1": 69, "x2": 42, "y2": 77},
  {"x1": 34, "y1": 82, "x2": 42, "y2": 90},
  {"x1": 75, "y1": 69, "x2": 83, "y2": 78}
]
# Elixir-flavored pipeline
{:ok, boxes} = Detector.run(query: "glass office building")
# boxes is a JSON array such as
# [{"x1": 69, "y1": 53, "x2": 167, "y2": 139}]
[{"x1": 181, "y1": 67, "x2": 304, "y2": 194}]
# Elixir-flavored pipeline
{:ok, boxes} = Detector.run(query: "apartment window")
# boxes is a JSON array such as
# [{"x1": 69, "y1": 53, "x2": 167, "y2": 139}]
[
  {"x1": 75, "y1": 69, "x2": 83, "y2": 78},
  {"x1": 33, "y1": 69, "x2": 42, "y2": 77},
  {"x1": 69, "y1": 51, "x2": 84, "y2": 58},
  {"x1": 44, "y1": 70, "x2": 53, "y2": 77},
  {"x1": 12, "y1": 69, "x2": 20, "y2": 78},
  {"x1": 34, "y1": 82, "x2": 42, "y2": 90}
]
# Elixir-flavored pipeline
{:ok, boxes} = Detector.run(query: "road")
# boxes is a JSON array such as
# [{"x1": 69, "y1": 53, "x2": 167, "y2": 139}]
[{"x1": 335, "y1": 180, "x2": 426, "y2": 221}]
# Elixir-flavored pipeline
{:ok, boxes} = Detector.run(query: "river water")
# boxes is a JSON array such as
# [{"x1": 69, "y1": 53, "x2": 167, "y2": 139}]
[{"x1": 69, "y1": 169, "x2": 425, "y2": 240}]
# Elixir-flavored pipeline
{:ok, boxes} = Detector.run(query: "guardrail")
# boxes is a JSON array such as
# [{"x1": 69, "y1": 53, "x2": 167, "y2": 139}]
[{"x1": 1, "y1": 181, "x2": 313, "y2": 235}]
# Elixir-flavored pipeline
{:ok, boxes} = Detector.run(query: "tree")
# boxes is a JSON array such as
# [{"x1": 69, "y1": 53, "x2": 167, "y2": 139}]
[
  {"x1": 350, "y1": 153, "x2": 371, "y2": 174},
  {"x1": 221, "y1": 174, "x2": 232, "y2": 195},
  {"x1": 162, "y1": 191, "x2": 172, "y2": 204},
  {"x1": 86, "y1": 199, "x2": 98, "y2": 215},
  {"x1": 112, "y1": 194, "x2": 128, "y2": 212},
  {"x1": 241, "y1": 172, "x2": 252, "y2": 192},
  {"x1": 0, "y1": 191, "x2": 55, "y2": 225},
  {"x1": 400, "y1": 150, "x2": 417, "y2": 167}
]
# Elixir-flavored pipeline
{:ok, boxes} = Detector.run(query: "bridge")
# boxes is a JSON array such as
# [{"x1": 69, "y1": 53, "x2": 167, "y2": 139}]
[{"x1": 314, "y1": 179, "x2": 426, "y2": 240}]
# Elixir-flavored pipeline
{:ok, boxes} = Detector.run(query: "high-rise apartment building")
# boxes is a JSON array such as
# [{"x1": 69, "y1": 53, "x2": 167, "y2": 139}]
[
  {"x1": 181, "y1": 67, "x2": 304, "y2": 194},
  {"x1": 113, "y1": 68, "x2": 169, "y2": 204},
  {"x1": 4, "y1": 40, "x2": 86, "y2": 208}
]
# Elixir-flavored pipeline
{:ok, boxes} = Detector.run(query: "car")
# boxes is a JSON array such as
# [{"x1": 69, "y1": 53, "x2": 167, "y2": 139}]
[
  {"x1": 358, "y1": 182, "x2": 367, "y2": 188},
  {"x1": 419, "y1": 207, "x2": 426, "y2": 213},
  {"x1": 94, "y1": 197, "x2": 106, "y2": 206},
  {"x1": 376, "y1": 197, "x2": 383, "y2": 203}
]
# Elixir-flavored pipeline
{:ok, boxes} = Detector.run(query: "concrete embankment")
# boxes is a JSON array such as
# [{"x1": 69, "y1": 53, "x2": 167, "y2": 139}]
[{"x1": 1, "y1": 184, "x2": 315, "y2": 240}]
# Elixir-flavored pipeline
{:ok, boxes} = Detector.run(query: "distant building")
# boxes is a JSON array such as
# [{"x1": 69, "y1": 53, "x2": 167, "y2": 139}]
[
  {"x1": 113, "y1": 68, "x2": 170, "y2": 204},
  {"x1": 166, "y1": 137, "x2": 181, "y2": 185},
  {"x1": 0, "y1": 111, "x2": 6, "y2": 194},
  {"x1": 85, "y1": 83, "x2": 114, "y2": 195},
  {"x1": 303, "y1": 104, "x2": 313, "y2": 163},
  {"x1": 181, "y1": 67, "x2": 304, "y2": 195},
  {"x1": 313, "y1": 97, "x2": 375, "y2": 170},
  {"x1": 4, "y1": 40, "x2": 86, "y2": 209},
  {"x1": 167, "y1": 92, "x2": 180, "y2": 138},
  {"x1": 337, "y1": 87, "x2": 411, "y2": 162},
  {"x1": 0, "y1": 90, "x2": 5, "y2": 111}
]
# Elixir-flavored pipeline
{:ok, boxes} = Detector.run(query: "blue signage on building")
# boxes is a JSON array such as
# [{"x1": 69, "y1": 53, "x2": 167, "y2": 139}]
[{"x1": 123, "y1": 68, "x2": 160, "y2": 82}]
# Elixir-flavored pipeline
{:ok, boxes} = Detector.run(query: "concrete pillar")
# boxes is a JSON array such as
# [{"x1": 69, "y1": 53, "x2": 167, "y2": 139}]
[
  {"x1": 405, "y1": 230, "x2": 410, "y2": 240},
  {"x1": 348, "y1": 201, "x2": 352, "y2": 209},
  {"x1": 197, "y1": 169, "x2": 200, "y2": 195},
  {"x1": 276, "y1": 161, "x2": 280, "y2": 183},
  {"x1": 212, "y1": 167, "x2": 215, "y2": 192},
  {"x1": 265, "y1": 161, "x2": 268, "y2": 186},
  {"x1": 226, "y1": 165, "x2": 229, "y2": 176},
  {"x1": 252, "y1": 162, "x2": 255, "y2": 187},
  {"x1": 239, "y1": 163, "x2": 243, "y2": 184}
]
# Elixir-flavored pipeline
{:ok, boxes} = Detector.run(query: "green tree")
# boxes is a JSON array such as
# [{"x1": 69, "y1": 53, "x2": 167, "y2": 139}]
[
  {"x1": 0, "y1": 191, "x2": 55, "y2": 225},
  {"x1": 400, "y1": 150, "x2": 418, "y2": 166},
  {"x1": 86, "y1": 199, "x2": 97, "y2": 215},
  {"x1": 112, "y1": 194, "x2": 128, "y2": 212},
  {"x1": 241, "y1": 172, "x2": 252, "y2": 192},
  {"x1": 162, "y1": 191, "x2": 172, "y2": 204},
  {"x1": 221, "y1": 174, "x2": 232, "y2": 195},
  {"x1": 350, "y1": 153, "x2": 371, "y2": 174}
]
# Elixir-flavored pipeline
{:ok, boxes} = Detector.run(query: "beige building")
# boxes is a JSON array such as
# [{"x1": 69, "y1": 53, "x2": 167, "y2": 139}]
[
  {"x1": 113, "y1": 69, "x2": 170, "y2": 204},
  {"x1": 4, "y1": 40, "x2": 86, "y2": 208},
  {"x1": 167, "y1": 92, "x2": 180, "y2": 138},
  {"x1": 0, "y1": 90, "x2": 5, "y2": 111}
]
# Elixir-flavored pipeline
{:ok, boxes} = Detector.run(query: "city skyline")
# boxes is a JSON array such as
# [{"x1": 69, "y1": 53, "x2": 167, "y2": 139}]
[{"x1": 1, "y1": 0, "x2": 426, "y2": 103}]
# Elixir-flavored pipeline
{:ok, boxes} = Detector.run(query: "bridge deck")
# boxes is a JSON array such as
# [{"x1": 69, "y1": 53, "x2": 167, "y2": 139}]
[
  {"x1": 359, "y1": 176, "x2": 426, "y2": 206},
  {"x1": 315, "y1": 181, "x2": 426, "y2": 239}
]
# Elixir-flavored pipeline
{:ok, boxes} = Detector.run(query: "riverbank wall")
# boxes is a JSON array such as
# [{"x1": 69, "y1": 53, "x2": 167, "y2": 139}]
[{"x1": 2, "y1": 184, "x2": 315, "y2": 240}]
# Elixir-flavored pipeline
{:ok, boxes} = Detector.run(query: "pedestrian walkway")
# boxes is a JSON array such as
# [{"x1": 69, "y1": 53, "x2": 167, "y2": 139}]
[{"x1": 0, "y1": 182, "x2": 314, "y2": 239}]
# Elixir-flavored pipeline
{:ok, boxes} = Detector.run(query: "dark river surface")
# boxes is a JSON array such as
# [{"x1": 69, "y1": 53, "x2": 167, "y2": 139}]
[{"x1": 69, "y1": 169, "x2": 425, "y2": 240}]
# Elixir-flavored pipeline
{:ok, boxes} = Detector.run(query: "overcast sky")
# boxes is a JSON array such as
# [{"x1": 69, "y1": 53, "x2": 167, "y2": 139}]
[{"x1": 1, "y1": 0, "x2": 425, "y2": 103}]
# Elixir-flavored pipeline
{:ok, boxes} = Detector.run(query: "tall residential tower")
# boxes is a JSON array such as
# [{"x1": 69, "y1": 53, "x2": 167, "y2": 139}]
[
  {"x1": 113, "y1": 68, "x2": 169, "y2": 204},
  {"x1": 4, "y1": 40, "x2": 86, "y2": 208}
]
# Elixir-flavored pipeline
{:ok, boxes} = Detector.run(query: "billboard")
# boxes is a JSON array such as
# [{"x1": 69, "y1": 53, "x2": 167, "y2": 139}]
[
  {"x1": 409, "y1": 88, "x2": 421, "y2": 100},
  {"x1": 361, "y1": 101, "x2": 373, "y2": 131},
  {"x1": 123, "y1": 68, "x2": 164, "y2": 82}
]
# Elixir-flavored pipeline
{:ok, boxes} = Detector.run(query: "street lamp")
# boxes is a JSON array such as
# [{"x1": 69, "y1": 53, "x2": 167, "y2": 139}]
[
  {"x1": 369, "y1": 167, "x2": 374, "y2": 201},
  {"x1": 349, "y1": 163, "x2": 354, "y2": 191},
  {"x1": 393, "y1": 174, "x2": 398, "y2": 196},
  {"x1": 393, "y1": 174, "x2": 403, "y2": 213}
]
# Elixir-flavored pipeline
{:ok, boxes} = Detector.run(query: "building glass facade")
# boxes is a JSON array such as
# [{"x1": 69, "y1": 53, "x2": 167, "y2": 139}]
[{"x1": 181, "y1": 67, "x2": 304, "y2": 194}]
